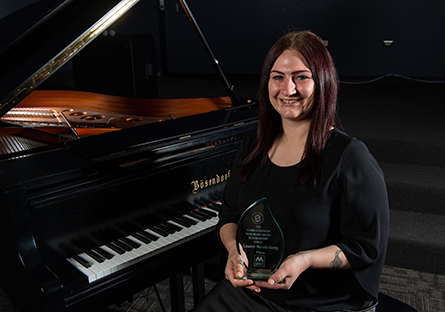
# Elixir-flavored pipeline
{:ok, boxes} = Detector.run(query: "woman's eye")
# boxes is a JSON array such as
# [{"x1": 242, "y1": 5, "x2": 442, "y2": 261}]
[
  {"x1": 296, "y1": 75, "x2": 309, "y2": 81},
  {"x1": 271, "y1": 75, "x2": 283, "y2": 80}
]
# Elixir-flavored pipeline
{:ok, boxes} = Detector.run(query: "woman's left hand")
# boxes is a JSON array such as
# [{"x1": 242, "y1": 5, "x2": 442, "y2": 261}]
[
  {"x1": 253, "y1": 252, "x2": 311, "y2": 290},
  {"x1": 253, "y1": 245, "x2": 350, "y2": 291}
]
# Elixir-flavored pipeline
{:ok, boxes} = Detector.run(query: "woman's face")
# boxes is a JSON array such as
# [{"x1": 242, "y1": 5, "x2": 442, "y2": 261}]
[{"x1": 268, "y1": 49, "x2": 315, "y2": 122}]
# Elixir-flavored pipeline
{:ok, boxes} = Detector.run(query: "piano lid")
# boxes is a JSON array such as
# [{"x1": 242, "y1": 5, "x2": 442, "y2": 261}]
[{"x1": 0, "y1": 0, "x2": 141, "y2": 117}]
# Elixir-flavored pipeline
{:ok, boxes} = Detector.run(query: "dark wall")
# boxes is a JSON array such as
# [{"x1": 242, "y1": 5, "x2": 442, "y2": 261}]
[
  {"x1": 161, "y1": 0, "x2": 445, "y2": 79},
  {"x1": 0, "y1": 0, "x2": 36, "y2": 19},
  {"x1": 2, "y1": 0, "x2": 445, "y2": 80}
]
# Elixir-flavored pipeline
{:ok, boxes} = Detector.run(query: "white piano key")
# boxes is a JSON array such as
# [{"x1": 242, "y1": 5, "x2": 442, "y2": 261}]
[
  {"x1": 102, "y1": 246, "x2": 130, "y2": 271},
  {"x1": 145, "y1": 229, "x2": 172, "y2": 245},
  {"x1": 94, "y1": 258, "x2": 113, "y2": 276},
  {"x1": 83, "y1": 253, "x2": 105, "y2": 279},
  {"x1": 100, "y1": 245, "x2": 126, "y2": 272},
  {"x1": 118, "y1": 247, "x2": 143, "y2": 265},
  {"x1": 67, "y1": 209, "x2": 219, "y2": 283},
  {"x1": 167, "y1": 229, "x2": 186, "y2": 241},
  {"x1": 67, "y1": 257, "x2": 97, "y2": 283}
]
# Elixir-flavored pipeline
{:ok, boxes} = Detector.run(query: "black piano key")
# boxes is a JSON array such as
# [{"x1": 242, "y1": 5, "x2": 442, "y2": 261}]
[
  {"x1": 164, "y1": 221, "x2": 182, "y2": 232},
  {"x1": 93, "y1": 247, "x2": 114, "y2": 260},
  {"x1": 205, "y1": 203, "x2": 220, "y2": 212},
  {"x1": 105, "y1": 242, "x2": 125, "y2": 255},
  {"x1": 85, "y1": 250, "x2": 105, "y2": 263},
  {"x1": 198, "y1": 208, "x2": 217, "y2": 218},
  {"x1": 155, "y1": 223, "x2": 175, "y2": 234},
  {"x1": 139, "y1": 230, "x2": 159, "y2": 241},
  {"x1": 120, "y1": 237, "x2": 140, "y2": 249},
  {"x1": 193, "y1": 209, "x2": 212, "y2": 219},
  {"x1": 112, "y1": 239, "x2": 133, "y2": 252},
  {"x1": 72, "y1": 254, "x2": 91, "y2": 268},
  {"x1": 177, "y1": 215, "x2": 197, "y2": 225},
  {"x1": 130, "y1": 232, "x2": 150, "y2": 244},
  {"x1": 171, "y1": 217, "x2": 191, "y2": 228},
  {"x1": 186, "y1": 211, "x2": 206, "y2": 222},
  {"x1": 149, "y1": 225, "x2": 169, "y2": 237}
]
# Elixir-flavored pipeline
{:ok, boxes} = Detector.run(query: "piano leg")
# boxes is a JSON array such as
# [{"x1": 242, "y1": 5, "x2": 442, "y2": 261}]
[
  {"x1": 192, "y1": 262, "x2": 206, "y2": 306},
  {"x1": 168, "y1": 262, "x2": 207, "y2": 312},
  {"x1": 169, "y1": 272, "x2": 185, "y2": 312}
]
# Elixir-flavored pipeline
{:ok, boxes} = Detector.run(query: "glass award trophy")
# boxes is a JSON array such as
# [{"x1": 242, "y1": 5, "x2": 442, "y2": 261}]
[{"x1": 236, "y1": 197, "x2": 284, "y2": 281}]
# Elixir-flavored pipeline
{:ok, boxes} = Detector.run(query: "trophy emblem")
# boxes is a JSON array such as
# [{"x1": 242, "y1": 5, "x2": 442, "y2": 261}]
[{"x1": 236, "y1": 198, "x2": 284, "y2": 281}]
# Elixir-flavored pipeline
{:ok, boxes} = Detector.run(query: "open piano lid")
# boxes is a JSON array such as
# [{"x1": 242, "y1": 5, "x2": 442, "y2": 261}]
[
  {"x1": 0, "y1": 0, "x2": 258, "y2": 188},
  {"x1": 0, "y1": 0, "x2": 247, "y2": 115},
  {"x1": 0, "y1": 0, "x2": 257, "y2": 156},
  {"x1": 0, "y1": 0, "x2": 141, "y2": 116}
]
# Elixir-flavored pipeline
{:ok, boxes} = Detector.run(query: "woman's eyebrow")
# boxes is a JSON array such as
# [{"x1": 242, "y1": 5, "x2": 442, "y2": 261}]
[{"x1": 270, "y1": 69, "x2": 311, "y2": 75}]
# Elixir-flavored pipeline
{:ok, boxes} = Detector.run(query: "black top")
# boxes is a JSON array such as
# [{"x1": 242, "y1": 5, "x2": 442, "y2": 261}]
[{"x1": 216, "y1": 128, "x2": 389, "y2": 311}]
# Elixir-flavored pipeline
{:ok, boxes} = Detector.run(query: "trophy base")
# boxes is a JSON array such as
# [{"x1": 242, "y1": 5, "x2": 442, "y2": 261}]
[{"x1": 242, "y1": 270, "x2": 273, "y2": 282}]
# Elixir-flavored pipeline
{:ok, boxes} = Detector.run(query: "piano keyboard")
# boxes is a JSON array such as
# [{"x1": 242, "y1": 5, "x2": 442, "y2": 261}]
[{"x1": 66, "y1": 203, "x2": 221, "y2": 283}]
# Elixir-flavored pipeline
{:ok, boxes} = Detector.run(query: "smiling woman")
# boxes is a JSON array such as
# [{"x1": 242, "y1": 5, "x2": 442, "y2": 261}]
[
  {"x1": 267, "y1": 49, "x2": 316, "y2": 167},
  {"x1": 242, "y1": 31, "x2": 340, "y2": 185},
  {"x1": 191, "y1": 31, "x2": 389, "y2": 312},
  {"x1": 268, "y1": 49, "x2": 315, "y2": 122}
]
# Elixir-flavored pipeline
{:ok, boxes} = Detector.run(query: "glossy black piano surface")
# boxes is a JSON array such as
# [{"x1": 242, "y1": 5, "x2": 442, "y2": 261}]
[{"x1": 0, "y1": 1, "x2": 258, "y2": 311}]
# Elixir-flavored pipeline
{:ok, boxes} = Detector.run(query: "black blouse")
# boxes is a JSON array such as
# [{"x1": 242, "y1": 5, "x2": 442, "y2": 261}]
[{"x1": 216, "y1": 129, "x2": 389, "y2": 311}]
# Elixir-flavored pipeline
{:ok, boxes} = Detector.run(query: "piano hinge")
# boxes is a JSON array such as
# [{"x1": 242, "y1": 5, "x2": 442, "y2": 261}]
[
  {"x1": 179, "y1": 135, "x2": 191, "y2": 140},
  {"x1": 234, "y1": 122, "x2": 244, "y2": 127}
]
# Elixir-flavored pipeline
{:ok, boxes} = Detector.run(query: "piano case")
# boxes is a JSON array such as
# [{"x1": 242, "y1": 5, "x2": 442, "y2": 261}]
[{"x1": 0, "y1": 0, "x2": 258, "y2": 311}]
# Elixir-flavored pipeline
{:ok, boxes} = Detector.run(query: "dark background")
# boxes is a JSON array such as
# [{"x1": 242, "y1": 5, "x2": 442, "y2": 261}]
[{"x1": 2, "y1": 0, "x2": 445, "y2": 83}]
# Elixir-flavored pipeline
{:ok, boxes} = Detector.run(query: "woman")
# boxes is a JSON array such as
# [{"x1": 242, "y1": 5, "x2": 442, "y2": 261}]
[{"x1": 193, "y1": 31, "x2": 389, "y2": 312}]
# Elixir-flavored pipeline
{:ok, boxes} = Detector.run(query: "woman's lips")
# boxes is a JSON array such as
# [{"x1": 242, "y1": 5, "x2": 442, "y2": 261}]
[{"x1": 280, "y1": 98, "x2": 301, "y2": 105}]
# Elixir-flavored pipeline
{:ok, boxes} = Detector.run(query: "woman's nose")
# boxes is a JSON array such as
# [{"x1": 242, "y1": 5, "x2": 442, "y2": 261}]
[{"x1": 282, "y1": 78, "x2": 297, "y2": 96}]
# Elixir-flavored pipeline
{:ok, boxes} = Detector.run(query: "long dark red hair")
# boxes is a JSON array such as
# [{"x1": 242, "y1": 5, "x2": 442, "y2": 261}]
[{"x1": 238, "y1": 31, "x2": 342, "y2": 185}]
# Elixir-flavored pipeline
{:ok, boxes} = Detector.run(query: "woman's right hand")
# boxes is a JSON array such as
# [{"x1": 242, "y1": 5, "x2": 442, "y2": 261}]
[
  {"x1": 220, "y1": 223, "x2": 257, "y2": 290},
  {"x1": 224, "y1": 245, "x2": 256, "y2": 289}
]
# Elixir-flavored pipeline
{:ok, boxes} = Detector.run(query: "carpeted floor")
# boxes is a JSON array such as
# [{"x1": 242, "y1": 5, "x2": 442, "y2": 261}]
[
  {"x1": 100, "y1": 265, "x2": 445, "y2": 312},
  {"x1": 97, "y1": 265, "x2": 445, "y2": 312},
  {"x1": 2, "y1": 265, "x2": 440, "y2": 312},
  {"x1": 379, "y1": 266, "x2": 445, "y2": 311}
]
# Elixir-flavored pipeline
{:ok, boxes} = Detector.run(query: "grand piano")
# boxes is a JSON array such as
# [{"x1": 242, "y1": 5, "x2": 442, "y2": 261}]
[{"x1": 0, "y1": 1, "x2": 258, "y2": 311}]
